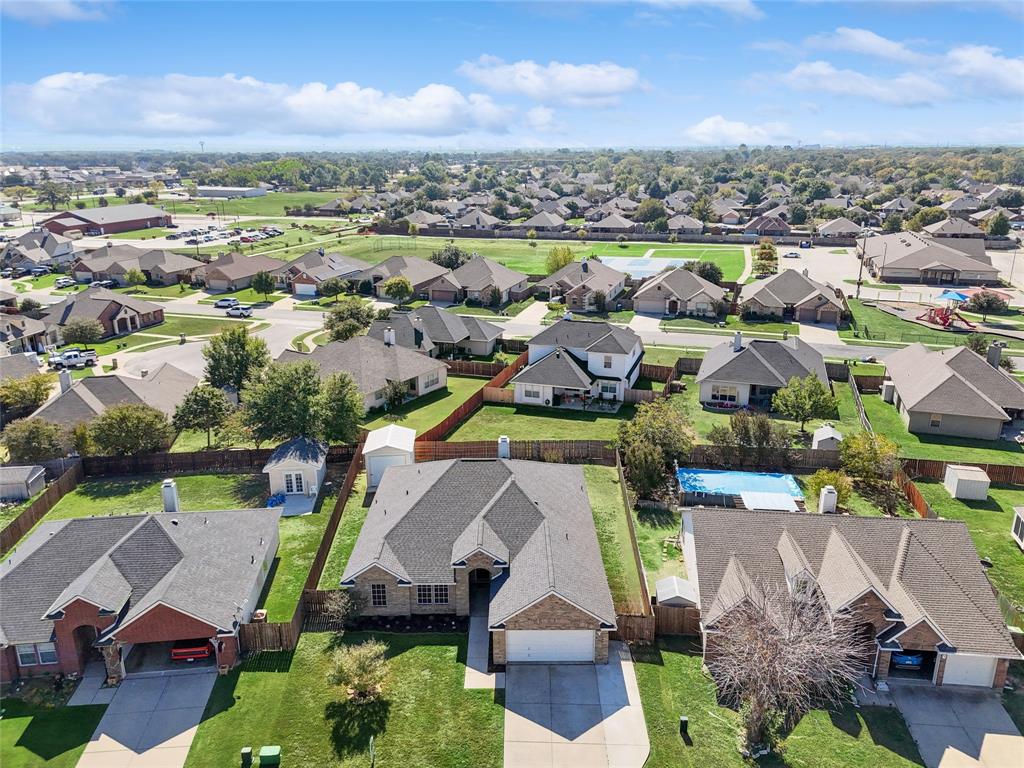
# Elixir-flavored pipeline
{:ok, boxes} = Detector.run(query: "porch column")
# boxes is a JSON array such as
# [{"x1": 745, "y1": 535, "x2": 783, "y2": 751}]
[{"x1": 101, "y1": 642, "x2": 124, "y2": 685}]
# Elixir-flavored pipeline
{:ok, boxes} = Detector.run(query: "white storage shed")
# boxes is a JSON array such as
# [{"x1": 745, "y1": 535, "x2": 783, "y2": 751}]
[
  {"x1": 363, "y1": 424, "x2": 416, "y2": 489},
  {"x1": 943, "y1": 464, "x2": 990, "y2": 501},
  {"x1": 655, "y1": 576, "x2": 697, "y2": 608},
  {"x1": 263, "y1": 436, "x2": 328, "y2": 498},
  {"x1": 812, "y1": 424, "x2": 843, "y2": 450}
]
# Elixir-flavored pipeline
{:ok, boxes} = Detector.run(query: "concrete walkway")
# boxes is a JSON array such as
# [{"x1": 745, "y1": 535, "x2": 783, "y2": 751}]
[
  {"x1": 736, "y1": 245, "x2": 753, "y2": 284},
  {"x1": 464, "y1": 612, "x2": 504, "y2": 690},
  {"x1": 891, "y1": 685, "x2": 1023, "y2": 768},
  {"x1": 68, "y1": 662, "x2": 116, "y2": 707},
  {"x1": 76, "y1": 670, "x2": 216, "y2": 768},
  {"x1": 503, "y1": 641, "x2": 649, "y2": 768}
]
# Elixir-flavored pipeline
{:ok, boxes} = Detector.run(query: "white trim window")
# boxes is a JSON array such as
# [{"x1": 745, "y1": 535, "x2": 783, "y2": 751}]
[
  {"x1": 283, "y1": 472, "x2": 305, "y2": 494},
  {"x1": 600, "y1": 382, "x2": 617, "y2": 396},
  {"x1": 603, "y1": 355, "x2": 613, "y2": 369},
  {"x1": 433, "y1": 585, "x2": 450, "y2": 605},
  {"x1": 524, "y1": 387, "x2": 542, "y2": 399},
  {"x1": 417, "y1": 585, "x2": 433, "y2": 604},
  {"x1": 929, "y1": 413, "x2": 942, "y2": 428},
  {"x1": 423, "y1": 370, "x2": 440, "y2": 389},
  {"x1": 710, "y1": 384, "x2": 739, "y2": 404},
  {"x1": 17, "y1": 642, "x2": 58, "y2": 666},
  {"x1": 371, "y1": 583, "x2": 387, "y2": 607}
]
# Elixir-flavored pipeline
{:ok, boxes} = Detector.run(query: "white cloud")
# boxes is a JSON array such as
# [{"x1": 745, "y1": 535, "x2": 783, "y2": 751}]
[
  {"x1": 683, "y1": 115, "x2": 791, "y2": 146},
  {"x1": 524, "y1": 106, "x2": 560, "y2": 132},
  {"x1": 972, "y1": 121, "x2": 1024, "y2": 144},
  {"x1": 1, "y1": 0, "x2": 110, "y2": 24},
  {"x1": 5, "y1": 72, "x2": 513, "y2": 137},
  {"x1": 640, "y1": 0, "x2": 763, "y2": 20},
  {"x1": 806, "y1": 27, "x2": 922, "y2": 62},
  {"x1": 945, "y1": 45, "x2": 1024, "y2": 97},
  {"x1": 779, "y1": 61, "x2": 949, "y2": 105},
  {"x1": 457, "y1": 56, "x2": 642, "y2": 107}
]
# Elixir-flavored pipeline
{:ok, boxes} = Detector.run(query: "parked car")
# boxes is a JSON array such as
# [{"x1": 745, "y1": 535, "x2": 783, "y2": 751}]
[
  {"x1": 783, "y1": 251, "x2": 800, "y2": 258},
  {"x1": 0, "y1": 268, "x2": 13, "y2": 278},
  {"x1": 799, "y1": 240, "x2": 812, "y2": 248},
  {"x1": 185, "y1": 238, "x2": 200, "y2": 245},
  {"x1": 30, "y1": 266, "x2": 51, "y2": 275},
  {"x1": 891, "y1": 652, "x2": 924, "y2": 670},
  {"x1": 226, "y1": 305, "x2": 253, "y2": 318},
  {"x1": 54, "y1": 277, "x2": 76, "y2": 288},
  {"x1": 48, "y1": 349, "x2": 98, "y2": 369},
  {"x1": 166, "y1": 233, "x2": 180, "y2": 240},
  {"x1": 95, "y1": 279, "x2": 116, "y2": 288},
  {"x1": 166, "y1": 223, "x2": 179, "y2": 229},
  {"x1": 213, "y1": 297, "x2": 240, "y2": 308}
]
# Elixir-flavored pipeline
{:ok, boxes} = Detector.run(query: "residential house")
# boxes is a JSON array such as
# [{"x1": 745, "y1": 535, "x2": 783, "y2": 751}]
[
  {"x1": 970, "y1": 207, "x2": 1019, "y2": 227},
  {"x1": 274, "y1": 249, "x2": 371, "y2": 297},
  {"x1": 453, "y1": 209, "x2": 501, "y2": 231},
  {"x1": 0, "y1": 507, "x2": 280, "y2": 681},
  {"x1": 199, "y1": 252, "x2": 284, "y2": 292},
  {"x1": 0, "y1": 465, "x2": 46, "y2": 502},
  {"x1": 817, "y1": 217, "x2": 861, "y2": 238},
  {"x1": 42, "y1": 286, "x2": 164, "y2": 339},
  {"x1": 534, "y1": 201, "x2": 571, "y2": 218},
  {"x1": 743, "y1": 215, "x2": 791, "y2": 237},
  {"x1": 0, "y1": 290, "x2": 17, "y2": 311},
  {"x1": 712, "y1": 199, "x2": 743, "y2": 225},
  {"x1": 367, "y1": 306, "x2": 502, "y2": 357},
  {"x1": 72, "y1": 245, "x2": 202, "y2": 286},
  {"x1": 0, "y1": 204, "x2": 21, "y2": 224},
  {"x1": 882, "y1": 343, "x2": 1024, "y2": 440},
  {"x1": 353, "y1": 255, "x2": 450, "y2": 299},
  {"x1": 277, "y1": 335, "x2": 448, "y2": 411},
  {"x1": 695, "y1": 334, "x2": 828, "y2": 408},
  {"x1": 0, "y1": 228, "x2": 77, "y2": 270},
  {"x1": 340, "y1": 459, "x2": 616, "y2": 664},
  {"x1": 632, "y1": 267, "x2": 727, "y2": 317},
  {"x1": 858, "y1": 232, "x2": 999, "y2": 285},
  {"x1": 425, "y1": 256, "x2": 529, "y2": 304},
  {"x1": 666, "y1": 214, "x2": 703, "y2": 235},
  {"x1": 941, "y1": 196, "x2": 983, "y2": 218},
  {"x1": 738, "y1": 269, "x2": 843, "y2": 324},
  {"x1": 510, "y1": 318, "x2": 643, "y2": 405},
  {"x1": 923, "y1": 218, "x2": 985, "y2": 239},
  {"x1": 879, "y1": 196, "x2": 918, "y2": 219},
  {"x1": 31, "y1": 363, "x2": 199, "y2": 428},
  {"x1": 537, "y1": 259, "x2": 627, "y2": 312},
  {"x1": 590, "y1": 213, "x2": 638, "y2": 234},
  {"x1": 665, "y1": 190, "x2": 696, "y2": 210},
  {"x1": 684, "y1": 509, "x2": 1021, "y2": 688},
  {"x1": 520, "y1": 211, "x2": 566, "y2": 232},
  {"x1": 41, "y1": 203, "x2": 171, "y2": 236},
  {"x1": 1, "y1": 314, "x2": 50, "y2": 355},
  {"x1": 401, "y1": 210, "x2": 446, "y2": 228}
]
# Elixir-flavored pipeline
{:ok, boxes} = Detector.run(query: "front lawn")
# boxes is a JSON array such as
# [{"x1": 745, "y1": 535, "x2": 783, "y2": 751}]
[
  {"x1": 184, "y1": 631, "x2": 504, "y2": 768},
  {"x1": 860, "y1": 394, "x2": 1024, "y2": 465},
  {"x1": 447, "y1": 402, "x2": 636, "y2": 442},
  {"x1": 661, "y1": 314, "x2": 800, "y2": 337},
  {"x1": 634, "y1": 637, "x2": 924, "y2": 768},
  {"x1": 198, "y1": 288, "x2": 288, "y2": 305},
  {"x1": 157, "y1": 314, "x2": 251, "y2": 337},
  {"x1": 362, "y1": 375, "x2": 489, "y2": 434},
  {"x1": 914, "y1": 480, "x2": 1024, "y2": 609},
  {"x1": 633, "y1": 506, "x2": 684, "y2": 594},
  {"x1": 584, "y1": 465, "x2": 645, "y2": 613},
  {"x1": 106, "y1": 226, "x2": 175, "y2": 240},
  {"x1": 0, "y1": 698, "x2": 107, "y2": 768},
  {"x1": 318, "y1": 472, "x2": 369, "y2": 589},
  {"x1": 115, "y1": 283, "x2": 198, "y2": 298},
  {"x1": 449, "y1": 297, "x2": 536, "y2": 317},
  {"x1": 543, "y1": 307, "x2": 636, "y2": 324}
]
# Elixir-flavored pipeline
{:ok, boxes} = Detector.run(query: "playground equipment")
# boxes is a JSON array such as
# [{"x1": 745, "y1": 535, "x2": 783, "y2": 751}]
[{"x1": 917, "y1": 290, "x2": 976, "y2": 329}]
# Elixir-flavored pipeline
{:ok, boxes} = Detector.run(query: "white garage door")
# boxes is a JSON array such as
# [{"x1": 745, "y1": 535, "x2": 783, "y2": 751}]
[
  {"x1": 943, "y1": 654, "x2": 996, "y2": 687},
  {"x1": 506, "y1": 630, "x2": 594, "y2": 663},
  {"x1": 294, "y1": 283, "x2": 317, "y2": 297},
  {"x1": 367, "y1": 454, "x2": 409, "y2": 489}
]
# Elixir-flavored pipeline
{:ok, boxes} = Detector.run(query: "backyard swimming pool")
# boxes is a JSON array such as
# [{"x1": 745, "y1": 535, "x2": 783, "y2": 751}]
[{"x1": 676, "y1": 468, "x2": 804, "y2": 498}]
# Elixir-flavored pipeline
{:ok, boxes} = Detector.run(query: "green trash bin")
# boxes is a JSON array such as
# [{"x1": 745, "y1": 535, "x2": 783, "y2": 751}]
[{"x1": 258, "y1": 745, "x2": 281, "y2": 766}]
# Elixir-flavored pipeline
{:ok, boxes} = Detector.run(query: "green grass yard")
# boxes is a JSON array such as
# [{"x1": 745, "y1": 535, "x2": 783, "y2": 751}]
[
  {"x1": 860, "y1": 394, "x2": 1024, "y2": 465},
  {"x1": 0, "y1": 698, "x2": 107, "y2": 768},
  {"x1": 634, "y1": 637, "x2": 924, "y2": 768},
  {"x1": 184, "y1": 631, "x2": 504, "y2": 768},
  {"x1": 198, "y1": 287, "x2": 288, "y2": 305},
  {"x1": 661, "y1": 314, "x2": 800, "y2": 336},
  {"x1": 633, "y1": 506, "x2": 685, "y2": 594},
  {"x1": 543, "y1": 307, "x2": 636, "y2": 324},
  {"x1": 115, "y1": 283, "x2": 198, "y2": 299},
  {"x1": 318, "y1": 473, "x2": 370, "y2": 589},
  {"x1": 843, "y1": 279, "x2": 902, "y2": 291},
  {"x1": 168, "y1": 192, "x2": 349, "y2": 218},
  {"x1": 584, "y1": 465, "x2": 646, "y2": 613},
  {"x1": 642, "y1": 346, "x2": 702, "y2": 367},
  {"x1": 914, "y1": 481, "x2": 1024, "y2": 609},
  {"x1": 362, "y1": 375, "x2": 488, "y2": 434},
  {"x1": 447, "y1": 402, "x2": 636, "y2": 442},
  {"x1": 449, "y1": 297, "x2": 536, "y2": 317},
  {"x1": 157, "y1": 314, "x2": 251, "y2": 336}
]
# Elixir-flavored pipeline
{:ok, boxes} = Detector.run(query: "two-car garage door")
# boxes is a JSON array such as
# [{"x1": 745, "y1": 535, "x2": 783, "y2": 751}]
[
  {"x1": 942, "y1": 654, "x2": 997, "y2": 687},
  {"x1": 506, "y1": 630, "x2": 594, "y2": 663}
]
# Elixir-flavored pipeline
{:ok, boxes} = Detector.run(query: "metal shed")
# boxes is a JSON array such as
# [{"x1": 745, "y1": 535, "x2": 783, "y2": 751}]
[{"x1": 943, "y1": 464, "x2": 990, "y2": 501}]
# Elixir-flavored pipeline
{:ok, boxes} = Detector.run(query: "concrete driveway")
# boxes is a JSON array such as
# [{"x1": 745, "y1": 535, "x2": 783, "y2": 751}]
[
  {"x1": 76, "y1": 670, "x2": 216, "y2": 768},
  {"x1": 891, "y1": 685, "x2": 1023, "y2": 768},
  {"x1": 503, "y1": 641, "x2": 649, "y2": 768}
]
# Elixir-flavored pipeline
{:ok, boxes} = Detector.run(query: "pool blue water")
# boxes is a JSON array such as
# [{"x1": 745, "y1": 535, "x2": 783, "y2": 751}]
[{"x1": 676, "y1": 468, "x2": 803, "y2": 498}]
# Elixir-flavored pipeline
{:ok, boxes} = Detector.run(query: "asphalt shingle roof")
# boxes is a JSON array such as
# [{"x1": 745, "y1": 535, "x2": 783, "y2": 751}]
[
  {"x1": 528, "y1": 318, "x2": 639, "y2": 355},
  {"x1": 697, "y1": 336, "x2": 828, "y2": 388},
  {"x1": 510, "y1": 347, "x2": 594, "y2": 389},
  {"x1": 633, "y1": 267, "x2": 726, "y2": 304},
  {"x1": 739, "y1": 270, "x2": 842, "y2": 311}
]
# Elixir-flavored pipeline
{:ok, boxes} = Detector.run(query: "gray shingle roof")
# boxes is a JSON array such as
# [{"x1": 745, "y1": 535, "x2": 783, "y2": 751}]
[
  {"x1": 0, "y1": 465, "x2": 45, "y2": 484},
  {"x1": 341, "y1": 459, "x2": 616, "y2": 628},
  {"x1": 354, "y1": 255, "x2": 450, "y2": 288},
  {"x1": 528, "y1": 318, "x2": 639, "y2": 355},
  {"x1": 201, "y1": 252, "x2": 283, "y2": 281},
  {"x1": 449, "y1": 256, "x2": 527, "y2": 293},
  {"x1": 262, "y1": 436, "x2": 327, "y2": 470},
  {"x1": 633, "y1": 267, "x2": 726, "y2": 304},
  {"x1": 690, "y1": 509, "x2": 1020, "y2": 658},
  {"x1": 510, "y1": 348, "x2": 594, "y2": 389},
  {"x1": 42, "y1": 286, "x2": 162, "y2": 328},
  {"x1": 367, "y1": 305, "x2": 501, "y2": 353},
  {"x1": 0, "y1": 509, "x2": 281, "y2": 645},
  {"x1": 697, "y1": 336, "x2": 827, "y2": 388},
  {"x1": 739, "y1": 270, "x2": 842, "y2": 311},
  {"x1": 521, "y1": 211, "x2": 566, "y2": 229},
  {"x1": 859, "y1": 232, "x2": 997, "y2": 276}
]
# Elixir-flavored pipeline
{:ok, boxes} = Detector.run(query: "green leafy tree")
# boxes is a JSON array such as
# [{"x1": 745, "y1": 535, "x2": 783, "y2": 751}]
[
  {"x1": 593, "y1": 289, "x2": 607, "y2": 313},
  {"x1": 382, "y1": 379, "x2": 409, "y2": 415},
  {"x1": 124, "y1": 268, "x2": 146, "y2": 287},
  {"x1": 771, "y1": 375, "x2": 837, "y2": 432},
  {"x1": 623, "y1": 441, "x2": 667, "y2": 499},
  {"x1": 184, "y1": 181, "x2": 198, "y2": 200},
  {"x1": 61, "y1": 318, "x2": 104, "y2": 348},
  {"x1": 202, "y1": 326, "x2": 270, "y2": 393},
  {"x1": 0, "y1": 418, "x2": 66, "y2": 462},
  {"x1": 19, "y1": 298, "x2": 41, "y2": 313},
  {"x1": 35, "y1": 181, "x2": 71, "y2": 210},
  {"x1": 429, "y1": 243, "x2": 470, "y2": 270},
  {"x1": 487, "y1": 285, "x2": 502, "y2": 307},
  {"x1": 706, "y1": 411, "x2": 793, "y2": 468},
  {"x1": 839, "y1": 432, "x2": 900, "y2": 483},
  {"x1": 690, "y1": 196, "x2": 712, "y2": 222},
  {"x1": 381, "y1": 275, "x2": 413, "y2": 307},
  {"x1": 882, "y1": 213, "x2": 903, "y2": 233},
  {"x1": 90, "y1": 404, "x2": 174, "y2": 455},
  {"x1": 546, "y1": 245, "x2": 574, "y2": 274},
  {"x1": 318, "y1": 276, "x2": 347, "y2": 303},
  {"x1": 634, "y1": 198, "x2": 667, "y2": 223},
  {"x1": 618, "y1": 400, "x2": 696, "y2": 496},
  {"x1": 805, "y1": 469, "x2": 853, "y2": 509},
  {"x1": 987, "y1": 212, "x2": 1010, "y2": 237},
  {"x1": 173, "y1": 385, "x2": 232, "y2": 449},
  {"x1": 325, "y1": 298, "x2": 376, "y2": 342},
  {"x1": 0, "y1": 372, "x2": 56, "y2": 411},
  {"x1": 250, "y1": 271, "x2": 276, "y2": 302},
  {"x1": 966, "y1": 290, "x2": 1008, "y2": 321},
  {"x1": 905, "y1": 206, "x2": 945, "y2": 232},
  {"x1": 683, "y1": 260, "x2": 724, "y2": 286},
  {"x1": 242, "y1": 361, "x2": 324, "y2": 444},
  {"x1": 329, "y1": 640, "x2": 389, "y2": 701},
  {"x1": 318, "y1": 372, "x2": 366, "y2": 443},
  {"x1": 963, "y1": 333, "x2": 989, "y2": 355}
]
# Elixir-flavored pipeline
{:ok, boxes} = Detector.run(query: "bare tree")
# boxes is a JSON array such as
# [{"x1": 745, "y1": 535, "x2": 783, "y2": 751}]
[{"x1": 704, "y1": 577, "x2": 870, "y2": 751}]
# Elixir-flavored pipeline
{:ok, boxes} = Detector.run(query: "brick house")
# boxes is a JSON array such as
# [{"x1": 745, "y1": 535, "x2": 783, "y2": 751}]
[
  {"x1": 685, "y1": 509, "x2": 1021, "y2": 689},
  {"x1": 41, "y1": 286, "x2": 164, "y2": 339},
  {"x1": 0, "y1": 507, "x2": 280, "y2": 683},
  {"x1": 340, "y1": 459, "x2": 617, "y2": 664},
  {"x1": 738, "y1": 269, "x2": 843, "y2": 324},
  {"x1": 537, "y1": 259, "x2": 627, "y2": 312},
  {"x1": 41, "y1": 203, "x2": 171, "y2": 236},
  {"x1": 632, "y1": 266, "x2": 726, "y2": 317}
]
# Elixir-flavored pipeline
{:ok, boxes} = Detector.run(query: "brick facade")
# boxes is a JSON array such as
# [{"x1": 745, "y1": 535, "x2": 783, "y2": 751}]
[
  {"x1": 112, "y1": 604, "x2": 219, "y2": 644},
  {"x1": 849, "y1": 590, "x2": 891, "y2": 634},
  {"x1": 492, "y1": 594, "x2": 610, "y2": 665},
  {"x1": 993, "y1": 658, "x2": 1010, "y2": 689},
  {"x1": 896, "y1": 621, "x2": 943, "y2": 651}
]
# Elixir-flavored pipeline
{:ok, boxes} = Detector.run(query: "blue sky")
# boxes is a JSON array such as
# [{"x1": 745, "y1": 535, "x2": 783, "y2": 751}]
[{"x1": 1, "y1": 0, "x2": 1022, "y2": 150}]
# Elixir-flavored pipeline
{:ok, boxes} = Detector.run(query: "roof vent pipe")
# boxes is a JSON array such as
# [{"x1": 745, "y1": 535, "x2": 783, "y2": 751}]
[{"x1": 161, "y1": 479, "x2": 180, "y2": 514}]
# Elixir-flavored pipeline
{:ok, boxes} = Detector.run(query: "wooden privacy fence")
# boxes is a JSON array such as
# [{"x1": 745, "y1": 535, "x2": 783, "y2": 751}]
[
  {"x1": 687, "y1": 444, "x2": 841, "y2": 471},
  {"x1": 612, "y1": 614, "x2": 656, "y2": 645},
  {"x1": 413, "y1": 439, "x2": 617, "y2": 465},
  {"x1": 616, "y1": 452, "x2": 653, "y2": 616},
  {"x1": 238, "y1": 613, "x2": 301, "y2": 655},
  {"x1": 82, "y1": 445, "x2": 355, "y2": 477},
  {"x1": 623, "y1": 389, "x2": 656, "y2": 404},
  {"x1": 901, "y1": 457, "x2": 1024, "y2": 486},
  {"x1": 0, "y1": 461, "x2": 83, "y2": 555},
  {"x1": 848, "y1": 377, "x2": 873, "y2": 433},
  {"x1": 445, "y1": 359, "x2": 507, "y2": 378},
  {"x1": 896, "y1": 468, "x2": 935, "y2": 518},
  {"x1": 653, "y1": 605, "x2": 701, "y2": 636},
  {"x1": 482, "y1": 386, "x2": 514, "y2": 404}
]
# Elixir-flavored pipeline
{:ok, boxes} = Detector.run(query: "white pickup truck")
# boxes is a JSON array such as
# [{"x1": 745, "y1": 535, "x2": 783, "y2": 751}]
[{"x1": 48, "y1": 348, "x2": 99, "y2": 369}]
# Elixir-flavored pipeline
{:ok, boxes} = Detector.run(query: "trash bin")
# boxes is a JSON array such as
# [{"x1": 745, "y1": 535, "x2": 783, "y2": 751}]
[
  {"x1": 240, "y1": 746, "x2": 252, "y2": 767},
  {"x1": 258, "y1": 745, "x2": 281, "y2": 766}
]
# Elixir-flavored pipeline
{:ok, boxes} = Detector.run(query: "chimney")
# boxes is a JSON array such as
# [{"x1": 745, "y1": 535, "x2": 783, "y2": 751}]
[
  {"x1": 383, "y1": 327, "x2": 395, "y2": 346},
  {"x1": 802, "y1": 268, "x2": 809, "y2": 277},
  {"x1": 58, "y1": 368, "x2": 72, "y2": 394},
  {"x1": 986, "y1": 342, "x2": 1005, "y2": 369},
  {"x1": 733, "y1": 331, "x2": 743, "y2": 352},
  {"x1": 140, "y1": 369, "x2": 149, "y2": 378},
  {"x1": 161, "y1": 479, "x2": 180, "y2": 513}
]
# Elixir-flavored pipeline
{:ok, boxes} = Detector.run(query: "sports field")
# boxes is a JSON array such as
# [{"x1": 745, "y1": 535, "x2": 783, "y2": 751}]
[{"x1": 325, "y1": 235, "x2": 747, "y2": 279}]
